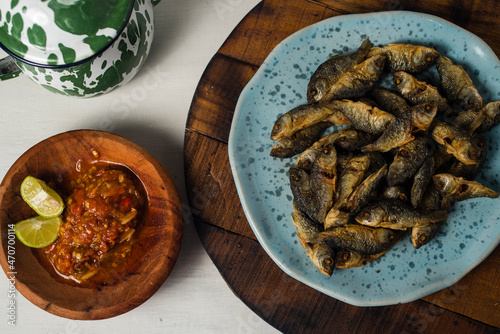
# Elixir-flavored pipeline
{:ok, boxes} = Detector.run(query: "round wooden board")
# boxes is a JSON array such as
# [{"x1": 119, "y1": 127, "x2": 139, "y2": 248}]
[{"x1": 184, "y1": 1, "x2": 500, "y2": 332}]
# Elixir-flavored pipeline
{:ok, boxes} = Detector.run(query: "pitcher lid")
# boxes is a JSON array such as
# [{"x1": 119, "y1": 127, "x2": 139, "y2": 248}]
[{"x1": 0, "y1": 0, "x2": 135, "y2": 67}]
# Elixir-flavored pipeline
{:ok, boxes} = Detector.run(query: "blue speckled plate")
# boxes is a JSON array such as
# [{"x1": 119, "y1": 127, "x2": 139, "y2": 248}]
[{"x1": 228, "y1": 11, "x2": 500, "y2": 306}]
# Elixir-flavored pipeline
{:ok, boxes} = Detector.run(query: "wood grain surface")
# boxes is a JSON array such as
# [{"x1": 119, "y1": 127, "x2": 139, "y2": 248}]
[{"x1": 184, "y1": 0, "x2": 500, "y2": 332}]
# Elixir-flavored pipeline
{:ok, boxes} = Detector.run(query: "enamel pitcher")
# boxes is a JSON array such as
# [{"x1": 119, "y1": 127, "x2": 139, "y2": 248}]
[{"x1": 0, "y1": 0, "x2": 161, "y2": 97}]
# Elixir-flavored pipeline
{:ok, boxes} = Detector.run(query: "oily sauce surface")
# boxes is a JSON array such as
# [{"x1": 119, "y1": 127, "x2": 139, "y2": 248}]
[{"x1": 42, "y1": 166, "x2": 144, "y2": 285}]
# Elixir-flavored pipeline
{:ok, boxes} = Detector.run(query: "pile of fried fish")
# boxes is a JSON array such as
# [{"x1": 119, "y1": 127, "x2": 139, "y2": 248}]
[{"x1": 270, "y1": 39, "x2": 499, "y2": 276}]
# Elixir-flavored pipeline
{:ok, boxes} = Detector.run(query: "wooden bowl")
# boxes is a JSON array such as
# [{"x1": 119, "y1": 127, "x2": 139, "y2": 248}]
[{"x1": 0, "y1": 130, "x2": 183, "y2": 320}]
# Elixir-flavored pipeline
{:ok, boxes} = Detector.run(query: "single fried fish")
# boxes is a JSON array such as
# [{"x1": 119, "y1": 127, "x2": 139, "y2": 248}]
[
  {"x1": 331, "y1": 99, "x2": 395, "y2": 134},
  {"x1": 447, "y1": 136, "x2": 487, "y2": 180},
  {"x1": 362, "y1": 102, "x2": 437, "y2": 152},
  {"x1": 335, "y1": 249, "x2": 388, "y2": 269},
  {"x1": 306, "y1": 242, "x2": 336, "y2": 276},
  {"x1": 411, "y1": 222, "x2": 443, "y2": 249},
  {"x1": 310, "y1": 144, "x2": 338, "y2": 222},
  {"x1": 321, "y1": 55, "x2": 386, "y2": 102},
  {"x1": 307, "y1": 39, "x2": 372, "y2": 103},
  {"x1": 355, "y1": 199, "x2": 448, "y2": 230},
  {"x1": 370, "y1": 87, "x2": 411, "y2": 117},
  {"x1": 435, "y1": 55, "x2": 482, "y2": 111},
  {"x1": 270, "y1": 122, "x2": 331, "y2": 158},
  {"x1": 453, "y1": 101, "x2": 500, "y2": 135},
  {"x1": 312, "y1": 225, "x2": 404, "y2": 255},
  {"x1": 334, "y1": 154, "x2": 371, "y2": 210},
  {"x1": 345, "y1": 163, "x2": 388, "y2": 213},
  {"x1": 412, "y1": 184, "x2": 445, "y2": 248},
  {"x1": 295, "y1": 128, "x2": 355, "y2": 171},
  {"x1": 291, "y1": 201, "x2": 322, "y2": 249},
  {"x1": 393, "y1": 71, "x2": 455, "y2": 116},
  {"x1": 331, "y1": 127, "x2": 376, "y2": 151},
  {"x1": 367, "y1": 43, "x2": 440, "y2": 73},
  {"x1": 387, "y1": 136, "x2": 430, "y2": 186},
  {"x1": 289, "y1": 167, "x2": 320, "y2": 222},
  {"x1": 478, "y1": 101, "x2": 500, "y2": 132},
  {"x1": 324, "y1": 208, "x2": 351, "y2": 230},
  {"x1": 411, "y1": 156, "x2": 435, "y2": 208},
  {"x1": 271, "y1": 102, "x2": 349, "y2": 140},
  {"x1": 296, "y1": 132, "x2": 339, "y2": 171},
  {"x1": 433, "y1": 173, "x2": 499, "y2": 203},
  {"x1": 431, "y1": 122, "x2": 479, "y2": 165}
]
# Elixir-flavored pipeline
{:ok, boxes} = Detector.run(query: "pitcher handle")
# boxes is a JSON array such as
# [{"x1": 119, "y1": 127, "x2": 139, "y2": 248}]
[
  {"x1": 0, "y1": 57, "x2": 21, "y2": 81},
  {"x1": 151, "y1": 0, "x2": 161, "y2": 6}
]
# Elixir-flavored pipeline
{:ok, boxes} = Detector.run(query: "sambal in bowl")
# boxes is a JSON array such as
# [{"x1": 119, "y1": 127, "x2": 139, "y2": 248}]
[{"x1": 0, "y1": 130, "x2": 183, "y2": 320}]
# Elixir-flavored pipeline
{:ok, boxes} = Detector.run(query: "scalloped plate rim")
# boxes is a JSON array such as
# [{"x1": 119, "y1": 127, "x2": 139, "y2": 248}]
[{"x1": 228, "y1": 10, "x2": 500, "y2": 306}]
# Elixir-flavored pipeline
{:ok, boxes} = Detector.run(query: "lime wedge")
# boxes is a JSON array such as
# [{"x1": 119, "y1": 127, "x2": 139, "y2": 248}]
[
  {"x1": 20, "y1": 176, "x2": 64, "y2": 218},
  {"x1": 14, "y1": 216, "x2": 62, "y2": 248}
]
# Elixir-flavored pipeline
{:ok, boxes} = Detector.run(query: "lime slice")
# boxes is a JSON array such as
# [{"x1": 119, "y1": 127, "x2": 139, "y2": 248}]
[
  {"x1": 14, "y1": 216, "x2": 62, "y2": 248},
  {"x1": 20, "y1": 176, "x2": 64, "y2": 218}
]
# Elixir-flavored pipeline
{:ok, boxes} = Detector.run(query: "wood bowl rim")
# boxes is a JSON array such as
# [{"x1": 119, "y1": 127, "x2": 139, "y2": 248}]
[{"x1": 0, "y1": 129, "x2": 184, "y2": 320}]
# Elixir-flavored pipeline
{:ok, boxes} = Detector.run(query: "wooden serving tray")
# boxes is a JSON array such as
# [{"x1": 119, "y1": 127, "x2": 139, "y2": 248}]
[{"x1": 184, "y1": 1, "x2": 500, "y2": 332}]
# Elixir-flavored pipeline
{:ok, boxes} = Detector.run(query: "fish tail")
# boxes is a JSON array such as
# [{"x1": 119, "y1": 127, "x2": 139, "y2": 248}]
[
  {"x1": 429, "y1": 210, "x2": 448, "y2": 222},
  {"x1": 476, "y1": 185, "x2": 499, "y2": 198}
]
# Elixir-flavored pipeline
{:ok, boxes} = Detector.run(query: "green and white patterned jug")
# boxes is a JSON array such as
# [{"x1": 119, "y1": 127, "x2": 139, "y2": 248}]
[{"x1": 0, "y1": 0, "x2": 161, "y2": 97}]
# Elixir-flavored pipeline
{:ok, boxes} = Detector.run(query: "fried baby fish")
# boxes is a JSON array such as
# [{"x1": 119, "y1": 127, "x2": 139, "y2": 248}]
[
  {"x1": 433, "y1": 173, "x2": 499, "y2": 203},
  {"x1": 393, "y1": 71, "x2": 455, "y2": 116},
  {"x1": 331, "y1": 127, "x2": 376, "y2": 151},
  {"x1": 411, "y1": 156, "x2": 435, "y2": 208},
  {"x1": 312, "y1": 225, "x2": 404, "y2": 255},
  {"x1": 334, "y1": 154, "x2": 371, "y2": 210},
  {"x1": 321, "y1": 55, "x2": 386, "y2": 102},
  {"x1": 387, "y1": 136, "x2": 430, "y2": 186},
  {"x1": 370, "y1": 87, "x2": 411, "y2": 117},
  {"x1": 291, "y1": 201, "x2": 321, "y2": 249},
  {"x1": 295, "y1": 127, "x2": 370, "y2": 171},
  {"x1": 412, "y1": 184, "x2": 445, "y2": 248},
  {"x1": 270, "y1": 121, "x2": 332, "y2": 158},
  {"x1": 431, "y1": 122, "x2": 480, "y2": 165},
  {"x1": 362, "y1": 102, "x2": 437, "y2": 152},
  {"x1": 324, "y1": 208, "x2": 351, "y2": 230},
  {"x1": 271, "y1": 102, "x2": 349, "y2": 140},
  {"x1": 447, "y1": 136, "x2": 487, "y2": 180},
  {"x1": 367, "y1": 43, "x2": 440, "y2": 73},
  {"x1": 453, "y1": 101, "x2": 500, "y2": 135},
  {"x1": 306, "y1": 242, "x2": 337, "y2": 276},
  {"x1": 331, "y1": 99, "x2": 395, "y2": 134},
  {"x1": 335, "y1": 249, "x2": 388, "y2": 269},
  {"x1": 447, "y1": 136, "x2": 488, "y2": 180},
  {"x1": 310, "y1": 144, "x2": 338, "y2": 222},
  {"x1": 289, "y1": 167, "x2": 321, "y2": 222},
  {"x1": 411, "y1": 222, "x2": 443, "y2": 249},
  {"x1": 307, "y1": 39, "x2": 372, "y2": 103},
  {"x1": 435, "y1": 55, "x2": 482, "y2": 111},
  {"x1": 345, "y1": 163, "x2": 388, "y2": 213},
  {"x1": 355, "y1": 199, "x2": 448, "y2": 230}
]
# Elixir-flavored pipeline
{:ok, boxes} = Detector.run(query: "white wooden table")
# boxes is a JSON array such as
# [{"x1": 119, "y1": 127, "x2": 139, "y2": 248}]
[{"x1": 0, "y1": 1, "x2": 279, "y2": 332}]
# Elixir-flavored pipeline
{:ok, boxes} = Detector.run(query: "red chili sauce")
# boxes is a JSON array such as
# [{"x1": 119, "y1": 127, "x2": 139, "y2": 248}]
[{"x1": 44, "y1": 167, "x2": 143, "y2": 283}]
